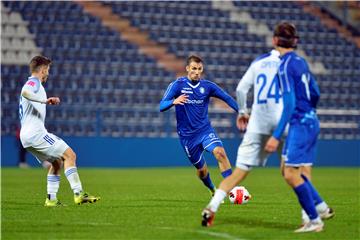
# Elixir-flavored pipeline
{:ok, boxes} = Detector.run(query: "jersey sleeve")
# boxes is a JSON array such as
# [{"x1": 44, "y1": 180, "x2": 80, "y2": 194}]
[
  {"x1": 236, "y1": 63, "x2": 255, "y2": 114},
  {"x1": 272, "y1": 58, "x2": 296, "y2": 139},
  {"x1": 159, "y1": 81, "x2": 178, "y2": 112},
  {"x1": 210, "y1": 82, "x2": 239, "y2": 113},
  {"x1": 22, "y1": 79, "x2": 40, "y2": 93}
]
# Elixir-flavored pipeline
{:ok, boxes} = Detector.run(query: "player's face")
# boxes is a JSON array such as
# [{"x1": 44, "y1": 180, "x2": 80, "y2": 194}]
[
  {"x1": 41, "y1": 66, "x2": 50, "y2": 82},
  {"x1": 186, "y1": 61, "x2": 203, "y2": 81}
]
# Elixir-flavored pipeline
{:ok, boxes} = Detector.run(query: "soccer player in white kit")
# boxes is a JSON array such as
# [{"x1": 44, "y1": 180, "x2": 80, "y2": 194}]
[
  {"x1": 201, "y1": 49, "x2": 284, "y2": 227},
  {"x1": 19, "y1": 56, "x2": 100, "y2": 206},
  {"x1": 202, "y1": 37, "x2": 334, "y2": 227}
]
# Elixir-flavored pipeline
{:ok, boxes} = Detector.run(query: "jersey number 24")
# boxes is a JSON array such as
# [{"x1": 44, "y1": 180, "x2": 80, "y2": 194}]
[{"x1": 256, "y1": 74, "x2": 281, "y2": 104}]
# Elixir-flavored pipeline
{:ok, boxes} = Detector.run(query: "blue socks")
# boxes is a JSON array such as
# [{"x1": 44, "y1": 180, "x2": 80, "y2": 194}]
[
  {"x1": 301, "y1": 174, "x2": 323, "y2": 205},
  {"x1": 294, "y1": 182, "x2": 318, "y2": 220},
  {"x1": 221, "y1": 168, "x2": 232, "y2": 178},
  {"x1": 201, "y1": 172, "x2": 215, "y2": 191},
  {"x1": 200, "y1": 169, "x2": 232, "y2": 192}
]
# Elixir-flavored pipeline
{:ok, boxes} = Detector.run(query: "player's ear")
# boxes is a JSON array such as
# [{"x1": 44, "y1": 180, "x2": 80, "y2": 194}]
[
  {"x1": 273, "y1": 37, "x2": 279, "y2": 47},
  {"x1": 185, "y1": 65, "x2": 190, "y2": 72}
]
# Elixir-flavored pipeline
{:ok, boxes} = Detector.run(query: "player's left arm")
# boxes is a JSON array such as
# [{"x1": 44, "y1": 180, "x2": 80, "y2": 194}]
[
  {"x1": 210, "y1": 82, "x2": 239, "y2": 113},
  {"x1": 265, "y1": 62, "x2": 296, "y2": 153},
  {"x1": 309, "y1": 73, "x2": 320, "y2": 108}
]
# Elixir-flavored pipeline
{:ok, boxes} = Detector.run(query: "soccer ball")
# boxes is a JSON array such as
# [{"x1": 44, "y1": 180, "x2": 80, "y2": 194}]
[{"x1": 228, "y1": 186, "x2": 251, "y2": 204}]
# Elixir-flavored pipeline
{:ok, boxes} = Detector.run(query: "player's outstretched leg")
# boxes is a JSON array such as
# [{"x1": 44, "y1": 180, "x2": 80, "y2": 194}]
[
  {"x1": 62, "y1": 147, "x2": 100, "y2": 205},
  {"x1": 201, "y1": 168, "x2": 248, "y2": 226}
]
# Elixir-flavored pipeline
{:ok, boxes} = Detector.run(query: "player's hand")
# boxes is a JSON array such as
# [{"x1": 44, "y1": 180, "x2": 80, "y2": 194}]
[
  {"x1": 46, "y1": 97, "x2": 60, "y2": 105},
  {"x1": 236, "y1": 114, "x2": 249, "y2": 131},
  {"x1": 173, "y1": 94, "x2": 188, "y2": 105},
  {"x1": 264, "y1": 136, "x2": 279, "y2": 153}
]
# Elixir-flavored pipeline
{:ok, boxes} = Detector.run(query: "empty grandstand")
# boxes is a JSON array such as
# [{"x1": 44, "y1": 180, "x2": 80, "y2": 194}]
[{"x1": 2, "y1": 1, "x2": 359, "y2": 140}]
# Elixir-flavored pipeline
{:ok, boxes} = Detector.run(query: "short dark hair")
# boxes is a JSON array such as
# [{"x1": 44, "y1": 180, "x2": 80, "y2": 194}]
[
  {"x1": 29, "y1": 55, "x2": 52, "y2": 73},
  {"x1": 273, "y1": 22, "x2": 299, "y2": 48},
  {"x1": 186, "y1": 54, "x2": 203, "y2": 66}
]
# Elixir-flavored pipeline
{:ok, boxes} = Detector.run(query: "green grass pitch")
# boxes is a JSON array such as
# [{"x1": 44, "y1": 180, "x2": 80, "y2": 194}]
[{"x1": 2, "y1": 167, "x2": 359, "y2": 239}]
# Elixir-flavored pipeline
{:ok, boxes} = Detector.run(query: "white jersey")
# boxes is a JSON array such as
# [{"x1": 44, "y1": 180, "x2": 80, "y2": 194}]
[
  {"x1": 19, "y1": 77, "x2": 48, "y2": 148},
  {"x1": 236, "y1": 50, "x2": 283, "y2": 135}
]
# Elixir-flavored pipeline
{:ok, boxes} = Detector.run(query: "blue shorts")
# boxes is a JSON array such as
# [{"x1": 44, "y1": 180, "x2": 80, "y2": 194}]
[
  {"x1": 179, "y1": 130, "x2": 223, "y2": 169},
  {"x1": 282, "y1": 117, "x2": 320, "y2": 167}
]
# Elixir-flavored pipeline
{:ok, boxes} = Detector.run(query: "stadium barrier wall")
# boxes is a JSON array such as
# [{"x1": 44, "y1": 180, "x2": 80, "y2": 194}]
[{"x1": 1, "y1": 136, "x2": 359, "y2": 167}]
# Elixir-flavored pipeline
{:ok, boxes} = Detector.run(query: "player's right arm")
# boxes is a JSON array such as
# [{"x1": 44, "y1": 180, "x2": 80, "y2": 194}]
[
  {"x1": 236, "y1": 63, "x2": 254, "y2": 115},
  {"x1": 236, "y1": 63, "x2": 254, "y2": 130},
  {"x1": 21, "y1": 79, "x2": 60, "y2": 105},
  {"x1": 159, "y1": 81, "x2": 188, "y2": 112}
]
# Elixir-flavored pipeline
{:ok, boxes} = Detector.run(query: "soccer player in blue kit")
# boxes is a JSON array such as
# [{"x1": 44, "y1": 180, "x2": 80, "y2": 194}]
[
  {"x1": 160, "y1": 55, "x2": 239, "y2": 196},
  {"x1": 264, "y1": 22, "x2": 333, "y2": 233}
]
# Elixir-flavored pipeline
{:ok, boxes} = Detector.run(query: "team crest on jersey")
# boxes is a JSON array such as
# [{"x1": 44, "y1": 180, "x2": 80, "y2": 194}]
[{"x1": 199, "y1": 87, "x2": 205, "y2": 94}]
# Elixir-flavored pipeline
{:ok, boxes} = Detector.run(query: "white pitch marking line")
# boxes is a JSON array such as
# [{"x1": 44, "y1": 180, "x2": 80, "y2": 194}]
[{"x1": 158, "y1": 226, "x2": 247, "y2": 240}]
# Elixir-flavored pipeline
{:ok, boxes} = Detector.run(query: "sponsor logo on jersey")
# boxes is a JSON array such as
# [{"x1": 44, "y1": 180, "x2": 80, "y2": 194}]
[
  {"x1": 199, "y1": 87, "x2": 205, "y2": 94},
  {"x1": 181, "y1": 90, "x2": 193, "y2": 94},
  {"x1": 185, "y1": 99, "x2": 204, "y2": 104},
  {"x1": 27, "y1": 81, "x2": 35, "y2": 86},
  {"x1": 209, "y1": 133, "x2": 216, "y2": 139}
]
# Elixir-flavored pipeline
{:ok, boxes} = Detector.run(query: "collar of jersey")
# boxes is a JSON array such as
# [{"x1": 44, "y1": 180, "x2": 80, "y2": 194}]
[
  {"x1": 186, "y1": 78, "x2": 201, "y2": 89},
  {"x1": 280, "y1": 51, "x2": 296, "y2": 59}
]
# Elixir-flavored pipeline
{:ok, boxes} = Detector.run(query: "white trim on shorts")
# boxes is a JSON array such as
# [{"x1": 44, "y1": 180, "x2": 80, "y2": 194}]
[
  {"x1": 193, "y1": 152, "x2": 204, "y2": 166},
  {"x1": 204, "y1": 140, "x2": 222, "y2": 151},
  {"x1": 284, "y1": 163, "x2": 313, "y2": 167}
]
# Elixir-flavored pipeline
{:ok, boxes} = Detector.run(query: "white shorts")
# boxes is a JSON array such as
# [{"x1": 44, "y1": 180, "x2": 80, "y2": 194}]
[
  {"x1": 236, "y1": 133, "x2": 283, "y2": 170},
  {"x1": 25, "y1": 133, "x2": 69, "y2": 163}
]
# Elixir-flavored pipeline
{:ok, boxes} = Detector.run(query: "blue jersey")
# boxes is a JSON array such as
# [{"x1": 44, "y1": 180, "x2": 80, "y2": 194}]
[
  {"x1": 160, "y1": 76, "x2": 238, "y2": 136},
  {"x1": 273, "y1": 51, "x2": 320, "y2": 139}
]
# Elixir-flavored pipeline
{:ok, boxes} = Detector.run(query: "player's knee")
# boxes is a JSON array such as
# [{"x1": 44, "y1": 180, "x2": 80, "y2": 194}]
[
  {"x1": 213, "y1": 147, "x2": 227, "y2": 161},
  {"x1": 63, "y1": 148, "x2": 76, "y2": 163},
  {"x1": 283, "y1": 170, "x2": 296, "y2": 185}
]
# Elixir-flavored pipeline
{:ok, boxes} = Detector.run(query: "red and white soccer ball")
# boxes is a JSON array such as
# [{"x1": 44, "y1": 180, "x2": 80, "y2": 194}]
[{"x1": 229, "y1": 186, "x2": 251, "y2": 205}]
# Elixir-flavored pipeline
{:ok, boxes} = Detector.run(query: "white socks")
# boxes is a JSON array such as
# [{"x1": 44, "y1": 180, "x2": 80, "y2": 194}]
[
  {"x1": 47, "y1": 174, "x2": 60, "y2": 200},
  {"x1": 302, "y1": 201, "x2": 329, "y2": 222},
  {"x1": 64, "y1": 167, "x2": 83, "y2": 194},
  {"x1": 315, "y1": 201, "x2": 328, "y2": 213},
  {"x1": 208, "y1": 189, "x2": 227, "y2": 212}
]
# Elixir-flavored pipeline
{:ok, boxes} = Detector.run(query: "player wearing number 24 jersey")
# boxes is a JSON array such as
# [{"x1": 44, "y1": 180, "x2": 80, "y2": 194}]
[{"x1": 201, "y1": 49, "x2": 286, "y2": 227}]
